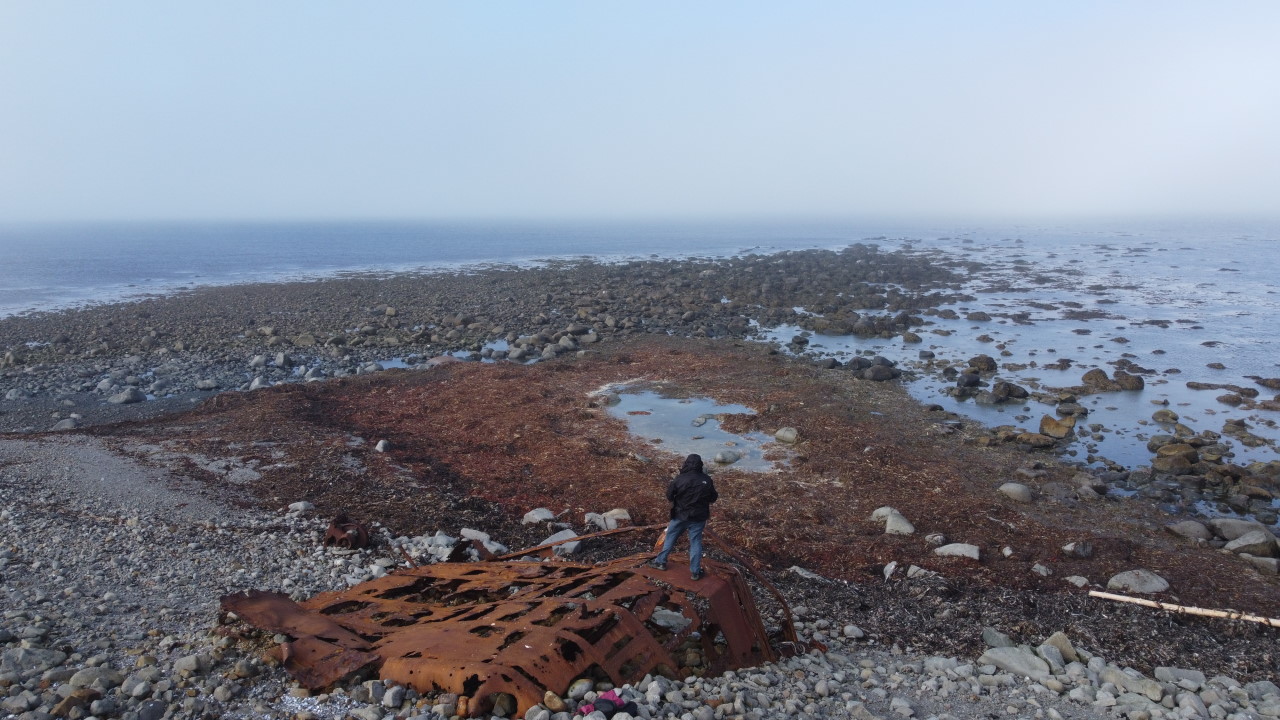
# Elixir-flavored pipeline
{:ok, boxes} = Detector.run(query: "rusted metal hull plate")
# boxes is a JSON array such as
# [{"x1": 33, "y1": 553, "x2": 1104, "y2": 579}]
[{"x1": 222, "y1": 554, "x2": 779, "y2": 717}]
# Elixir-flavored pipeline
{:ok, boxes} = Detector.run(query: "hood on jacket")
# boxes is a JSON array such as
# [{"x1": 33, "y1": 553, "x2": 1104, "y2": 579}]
[{"x1": 680, "y1": 454, "x2": 704, "y2": 474}]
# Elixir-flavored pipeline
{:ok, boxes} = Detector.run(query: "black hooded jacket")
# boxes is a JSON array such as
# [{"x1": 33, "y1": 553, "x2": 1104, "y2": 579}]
[{"x1": 666, "y1": 454, "x2": 718, "y2": 522}]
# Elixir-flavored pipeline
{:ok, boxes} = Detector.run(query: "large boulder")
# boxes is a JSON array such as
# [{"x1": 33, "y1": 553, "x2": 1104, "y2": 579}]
[
  {"x1": 977, "y1": 647, "x2": 1049, "y2": 679},
  {"x1": 1209, "y1": 518, "x2": 1273, "y2": 541},
  {"x1": 934, "y1": 543, "x2": 980, "y2": 560},
  {"x1": 1081, "y1": 368, "x2": 1120, "y2": 391},
  {"x1": 1016, "y1": 432, "x2": 1057, "y2": 448},
  {"x1": 107, "y1": 388, "x2": 146, "y2": 404},
  {"x1": 1113, "y1": 370, "x2": 1145, "y2": 390},
  {"x1": 1225, "y1": 531, "x2": 1278, "y2": 557},
  {"x1": 1107, "y1": 569, "x2": 1169, "y2": 594},
  {"x1": 998, "y1": 483, "x2": 1034, "y2": 503},
  {"x1": 1039, "y1": 415, "x2": 1075, "y2": 439},
  {"x1": 1165, "y1": 520, "x2": 1212, "y2": 541}
]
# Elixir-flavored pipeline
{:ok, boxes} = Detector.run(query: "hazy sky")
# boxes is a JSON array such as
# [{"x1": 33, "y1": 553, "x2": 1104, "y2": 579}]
[{"x1": 2, "y1": 2, "x2": 1278, "y2": 222}]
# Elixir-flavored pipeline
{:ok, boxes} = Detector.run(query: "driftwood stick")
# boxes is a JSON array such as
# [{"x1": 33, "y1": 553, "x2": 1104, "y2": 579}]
[{"x1": 1088, "y1": 590, "x2": 1280, "y2": 627}]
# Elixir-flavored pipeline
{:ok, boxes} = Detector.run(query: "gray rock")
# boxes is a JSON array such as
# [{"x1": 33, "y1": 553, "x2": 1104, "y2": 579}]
[
  {"x1": 195, "y1": 379, "x2": 219, "y2": 390},
  {"x1": 1061, "y1": 541, "x2": 1093, "y2": 559},
  {"x1": 349, "y1": 706, "x2": 383, "y2": 720},
  {"x1": 1166, "y1": 520, "x2": 1212, "y2": 541},
  {"x1": 568, "y1": 678, "x2": 594, "y2": 700},
  {"x1": 1155, "y1": 667, "x2": 1205, "y2": 689},
  {"x1": 383, "y1": 684, "x2": 406, "y2": 708},
  {"x1": 1043, "y1": 631, "x2": 1079, "y2": 663},
  {"x1": 934, "y1": 543, "x2": 980, "y2": 560},
  {"x1": 977, "y1": 647, "x2": 1050, "y2": 679},
  {"x1": 107, "y1": 387, "x2": 146, "y2": 404},
  {"x1": 884, "y1": 511, "x2": 915, "y2": 536},
  {"x1": 1246, "y1": 679, "x2": 1280, "y2": 699},
  {"x1": 774, "y1": 427, "x2": 799, "y2": 444},
  {"x1": 0, "y1": 690, "x2": 39, "y2": 713},
  {"x1": 1224, "y1": 530, "x2": 1278, "y2": 557},
  {"x1": 713, "y1": 449, "x2": 741, "y2": 464},
  {"x1": 1241, "y1": 554, "x2": 1279, "y2": 574},
  {"x1": 1208, "y1": 518, "x2": 1270, "y2": 541},
  {"x1": 173, "y1": 652, "x2": 209, "y2": 674},
  {"x1": 69, "y1": 666, "x2": 125, "y2": 689},
  {"x1": 1107, "y1": 569, "x2": 1169, "y2": 594},
  {"x1": 0, "y1": 647, "x2": 68, "y2": 676},
  {"x1": 998, "y1": 482, "x2": 1033, "y2": 503},
  {"x1": 982, "y1": 627, "x2": 1015, "y2": 648}
]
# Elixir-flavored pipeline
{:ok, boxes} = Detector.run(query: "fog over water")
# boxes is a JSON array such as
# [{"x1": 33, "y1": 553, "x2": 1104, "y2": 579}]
[{"x1": 2, "y1": 3, "x2": 1279, "y2": 222}]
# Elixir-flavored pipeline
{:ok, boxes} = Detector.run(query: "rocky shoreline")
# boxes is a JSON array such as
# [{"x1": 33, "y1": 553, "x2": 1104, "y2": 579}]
[
  {"x1": 1, "y1": 247, "x2": 1276, "y2": 523},
  {"x1": 1, "y1": 247, "x2": 1278, "y2": 719}
]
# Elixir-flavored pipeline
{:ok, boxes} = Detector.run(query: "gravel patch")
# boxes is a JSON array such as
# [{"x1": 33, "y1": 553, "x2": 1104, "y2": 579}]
[{"x1": 2, "y1": 434, "x2": 1276, "y2": 720}]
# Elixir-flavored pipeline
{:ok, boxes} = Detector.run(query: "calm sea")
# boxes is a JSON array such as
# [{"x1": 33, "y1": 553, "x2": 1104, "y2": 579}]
[{"x1": 1, "y1": 218, "x2": 1278, "y2": 472}]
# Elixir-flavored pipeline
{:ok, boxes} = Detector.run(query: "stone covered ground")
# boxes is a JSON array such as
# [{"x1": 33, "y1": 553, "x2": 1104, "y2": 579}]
[
  {"x1": 88, "y1": 335, "x2": 1280, "y2": 668},
  {"x1": 0, "y1": 247, "x2": 1278, "y2": 720}
]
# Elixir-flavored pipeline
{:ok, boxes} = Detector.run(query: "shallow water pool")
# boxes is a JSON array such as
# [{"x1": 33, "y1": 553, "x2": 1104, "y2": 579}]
[{"x1": 602, "y1": 386, "x2": 783, "y2": 472}]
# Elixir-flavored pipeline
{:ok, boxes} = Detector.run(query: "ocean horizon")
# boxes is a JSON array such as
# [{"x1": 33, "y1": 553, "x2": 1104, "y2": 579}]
[{"x1": 3, "y1": 217, "x2": 1277, "y2": 319}]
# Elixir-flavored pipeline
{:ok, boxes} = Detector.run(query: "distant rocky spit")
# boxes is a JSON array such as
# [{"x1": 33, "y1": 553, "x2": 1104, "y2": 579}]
[{"x1": 1, "y1": 245, "x2": 1276, "y2": 527}]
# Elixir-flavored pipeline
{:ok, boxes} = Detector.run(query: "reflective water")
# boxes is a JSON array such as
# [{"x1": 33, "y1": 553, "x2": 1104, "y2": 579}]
[{"x1": 601, "y1": 386, "x2": 783, "y2": 472}]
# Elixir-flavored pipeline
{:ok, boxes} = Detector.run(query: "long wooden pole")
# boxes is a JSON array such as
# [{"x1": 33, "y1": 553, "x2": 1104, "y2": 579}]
[{"x1": 1088, "y1": 590, "x2": 1280, "y2": 628}]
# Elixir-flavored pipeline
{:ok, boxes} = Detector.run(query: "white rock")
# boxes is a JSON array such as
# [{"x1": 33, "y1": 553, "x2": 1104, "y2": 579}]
[
  {"x1": 602, "y1": 508, "x2": 631, "y2": 526},
  {"x1": 540, "y1": 529, "x2": 581, "y2": 556},
  {"x1": 870, "y1": 506, "x2": 900, "y2": 521},
  {"x1": 934, "y1": 543, "x2": 980, "y2": 560},
  {"x1": 522, "y1": 508, "x2": 556, "y2": 525},
  {"x1": 287, "y1": 501, "x2": 315, "y2": 513},
  {"x1": 650, "y1": 607, "x2": 691, "y2": 631}
]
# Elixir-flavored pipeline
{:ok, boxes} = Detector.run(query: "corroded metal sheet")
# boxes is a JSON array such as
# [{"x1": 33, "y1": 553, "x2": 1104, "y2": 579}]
[
  {"x1": 322, "y1": 514, "x2": 370, "y2": 549},
  {"x1": 222, "y1": 549, "x2": 788, "y2": 718}
]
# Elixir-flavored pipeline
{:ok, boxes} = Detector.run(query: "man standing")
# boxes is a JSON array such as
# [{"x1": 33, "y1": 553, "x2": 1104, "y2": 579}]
[{"x1": 651, "y1": 453, "x2": 718, "y2": 580}]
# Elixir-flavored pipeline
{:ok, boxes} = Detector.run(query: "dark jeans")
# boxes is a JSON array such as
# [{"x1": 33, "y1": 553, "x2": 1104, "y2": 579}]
[{"x1": 654, "y1": 518, "x2": 706, "y2": 574}]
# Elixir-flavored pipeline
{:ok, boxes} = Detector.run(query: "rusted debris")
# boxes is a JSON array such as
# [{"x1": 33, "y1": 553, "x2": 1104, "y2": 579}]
[
  {"x1": 322, "y1": 513, "x2": 369, "y2": 549},
  {"x1": 222, "y1": 533, "x2": 800, "y2": 718}
]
